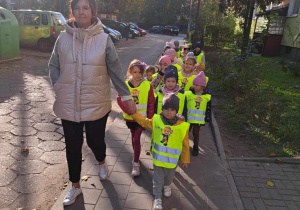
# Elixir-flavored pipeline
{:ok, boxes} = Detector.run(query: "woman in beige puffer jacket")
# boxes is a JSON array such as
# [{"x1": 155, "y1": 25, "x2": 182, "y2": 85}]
[{"x1": 49, "y1": 0, "x2": 136, "y2": 206}]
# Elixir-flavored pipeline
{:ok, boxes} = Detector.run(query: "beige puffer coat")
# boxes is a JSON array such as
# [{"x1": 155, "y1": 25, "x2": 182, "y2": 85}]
[{"x1": 52, "y1": 20, "x2": 111, "y2": 122}]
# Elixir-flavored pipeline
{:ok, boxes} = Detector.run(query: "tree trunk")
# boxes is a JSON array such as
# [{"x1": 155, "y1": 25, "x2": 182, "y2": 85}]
[
  {"x1": 240, "y1": 0, "x2": 255, "y2": 61},
  {"x1": 192, "y1": 0, "x2": 201, "y2": 45}
]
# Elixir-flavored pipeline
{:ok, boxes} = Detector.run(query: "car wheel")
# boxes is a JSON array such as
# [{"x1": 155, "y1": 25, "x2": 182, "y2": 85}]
[{"x1": 38, "y1": 38, "x2": 51, "y2": 52}]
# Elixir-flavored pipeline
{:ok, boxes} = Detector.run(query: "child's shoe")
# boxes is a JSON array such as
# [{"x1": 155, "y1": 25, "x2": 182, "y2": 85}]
[
  {"x1": 98, "y1": 161, "x2": 109, "y2": 180},
  {"x1": 153, "y1": 198, "x2": 163, "y2": 210},
  {"x1": 192, "y1": 145, "x2": 199, "y2": 156},
  {"x1": 63, "y1": 185, "x2": 82, "y2": 206},
  {"x1": 131, "y1": 162, "x2": 140, "y2": 176},
  {"x1": 163, "y1": 185, "x2": 171, "y2": 197}
]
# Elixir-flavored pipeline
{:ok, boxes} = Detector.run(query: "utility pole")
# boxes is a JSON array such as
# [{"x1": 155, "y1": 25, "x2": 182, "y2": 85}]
[{"x1": 192, "y1": 0, "x2": 201, "y2": 44}]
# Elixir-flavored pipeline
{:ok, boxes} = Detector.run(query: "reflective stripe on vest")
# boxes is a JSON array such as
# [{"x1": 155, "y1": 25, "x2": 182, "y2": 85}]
[
  {"x1": 151, "y1": 114, "x2": 190, "y2": 168},
  {"x1": 153, "y1": 142, "x2": 181, "y2": 156},
  {"x1": 196, "y1": 53, "x2": 204, "y2": 64},
  {"x1": 178, "y1": 72, "x2": 196, "y2": 91},
  {"x1": 156, "y1": 91, "x2": 185, "y2": 115},
  {"x1": 185, "y1": 91, "x2": 211, "y2": 124},
  {"x1": 123, "y1": 81, "x2": 150, "y2": 120}
]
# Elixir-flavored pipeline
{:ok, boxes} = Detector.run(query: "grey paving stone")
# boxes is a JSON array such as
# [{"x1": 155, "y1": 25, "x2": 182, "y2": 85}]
[
  {"x1": 281, "y1": 164, "x2": 300, "y2": 172},
  {"x1": 228, "y1": 160, "x2": 238, "y2": 168},
  {"x1": 0, "y1": 143, "x2": 14, "y2": 156},
  {"x1": 9, "y1": 136, "x2": 39, "y2": 147},
  {"x1": 291, "y1": 180, "x2": 300, "y2": 186},
  {"x1": 236, "y1": 161, "x2": 247, "y2": 169},
  {"x1": 81, "y1": 175, "x2": 104, "y2": 190},
  {"x1": 105, "y1": 139, "x2": 125, "y2": 148},
  {"x1": 10, "y1": 174, "x2": 47, "y2": 193},
  {"x1": 264, "y1": 199, "x2": 287, "y2": 207},
  {"x1": 107, "y1": 127, "x2": 130, "y2": 135},
  {"x1": 0, "y1": 187, "x2": 20, "y2": 208},
  {"x1": 272, "y1": 180, "x2": 286, "y2": 190},
  {"x1": 258, "y1": 187, "x2": 272, "y2": 199},
  {"x1": 266, "y1": 207, "x2": 289, "y2": 210},
  {"x1": 0, "y1": 109, "x2": 12, "y2": 116},
  {"x1": 10, "y1": 127, "x2": 37, "y2": 136},
  {"x1": 230, "y1": 167, "x2": 249, "y2": 173},
  {"x1": 0, "y1": 123, "x2": 14, "y2": 132},
  {"x1": 180, "y1": 170, "x2": 206, "y2": 187},
  {"x1": 40, "y1": 151, "x2": 66, "y2": 164},
  {"x1": 109, "y1": 171, "x2": 132, "y2": 185},
  {"x1": 253, "y1": 199, "x2": 267, "y2": 210},
  {"x1": 11, "y1": 160, "x2": 47, "y2": 174},
  {"x1": 10, "y1": 147, "x2": 43, "y2": 160},
  {"x1": 238, "y1": 187, "x2": 258, "y2": 193},
  {"x1": 10, "y1": 119, "x2": 35, "y2": 127},
  {"x1": 81, "y1": 188, "x2": 101, "y2": 205},
  {"x1": 124, "y1": 192, "x2": 153, "y2": 209},
  {"x1": 239, "y1": 191, "x2": 261, "y2": 198},
  {"x1": 121, "y1": 144, "x2": 134, "y2": 153},
  {"x1": 281, "y1": 180, "x2": 297, "y2": 190},
  {"x1": 268, "y1": 189, "x2": 283, "y2": 200},
  {"x1": 162, "y1": 190, "x2": 181, "y2": 210},
  {"x1": 207, "y1": 194, "x2": 237, "y2": 210},
  {"x1": 105, "y1": 156, "x2": 118, "y2": 166},
  {"x1": 94, "y1": 197, "x2": 125, "y2": 210},
  {"x1": 9, "y1": 111, "x2": 33, "y2": 119},
  {"x1": 0, "y1": 157, "x2": 15, "y2": 169},
  {"x1": 38, "y1": 141, "x2": 65, "y2": 152},
  {"x1": 36, "y1": 132, "x2": 63, "y2": 141},
  {"x1": 285, "y1": 172, "x2": 299, "y2": 181},
  {"x1": 9, "y1": 105, "x2": 32, "y2": 111},
  {"x1": 285, "y1": 200, "x2": 300, "y2": 209},
  {"x1": 234, "y1": 177, "x2": 247, "y2": 187},
  {"x1": 279, "y1": 189, "x2": 299, "y2": 196},
  {"x1": 0, "y1": 116, "x2": 13, "y2": 123},
  {"x1": 129, "y1": 170, "x2": 153, "y2": 194},
  {"x1": 281, "y1": 195, "x2": 300, "y2": 201},
  {"x1": 34, "y1": 123, "x2": 59, "y2": 132},
  {"x1": 244, "y1": 177, "x2": 256, "y2": 187},
  {"x1": 8, "y1": 98, "x2": 30, "y2": 105},
  {"x1": 118, "y1": 152, "x2": 133, "y2": 163},
  {"x1": 101, "y1": 183, "x2": 130, "y2": 199},
  {"x1": 113, "y1": 161, "x2": 132, "y2": 173},
  {"x1": 107, "y1": 133, "x2": 129, "y2": 141},
  {"x1": 106, "y1": 147, "x2": 122, "y2": 157},
  {"x1": 242, "y1": 198, "x2": 255, "y2": 210},
  {"x1": 0, "y1": 168, "x2": 17, "y2": 187}
]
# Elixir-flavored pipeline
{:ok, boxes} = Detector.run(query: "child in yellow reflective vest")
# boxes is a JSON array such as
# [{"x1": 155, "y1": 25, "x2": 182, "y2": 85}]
[
  {"x1": 185, "y1": 71, "x2": 211, "y2": 156},
  {"x1": 178, "y1": 52, "x2": 197, "y2": 91},
  {"x1": 130, "y1": 93, "x2": 190, "y2": 210},
  {"x1": 145, "y1": 65, "x2": 156, "y2": 82},
  {"x1": 153, "y1": 65, "x2": 187, "y2": 121},
  {"x1": 117, "y1": 59, "x2": 155, "y2": 177},
  {"x1": 193, "y1": 41, "x2": 205, "y2": 64}
]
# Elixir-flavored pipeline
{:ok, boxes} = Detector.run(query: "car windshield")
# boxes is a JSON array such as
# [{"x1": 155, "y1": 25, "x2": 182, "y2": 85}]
[{"x1": 51, "y1": 13, "x2": 66, "y2": 26}]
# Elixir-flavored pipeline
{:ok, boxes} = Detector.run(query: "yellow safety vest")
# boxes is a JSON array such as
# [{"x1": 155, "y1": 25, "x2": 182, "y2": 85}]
[
  {"x1": 173, "y1": 63, "x2": 181, "y2": 72},
  {"x1": 177, "y1": 50, "x2": 181, "y2": 58},
  {"x1": 156, "y1": 91, "x2": 185, "y2": 115},
  {"x1": 178, "y1": 72, "x2": 196, "y2": 91},
  {"x1": 178, "y1": 57, "x2": 183, "y2": 64},
  {"x1": 195, "y1": 53, "x2": 204, "y2": 64},
  {"x1": 152, "y1": 73, "x2": 164, "y2": 97},
  {"x1": 151, "y1": 114, "x2": 190, "y2": 168},
  {"x1": 185, "y1": 91, "x2": 211, "y2": 124},
  {"x1": 123, "y1": 81, "x2": 150, "y2": 120}
]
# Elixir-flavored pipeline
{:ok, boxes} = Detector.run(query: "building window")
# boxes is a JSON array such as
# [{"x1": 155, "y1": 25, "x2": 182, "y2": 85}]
[{"x1": 288, "y1": 0, "x2": 300, "y2": 17}]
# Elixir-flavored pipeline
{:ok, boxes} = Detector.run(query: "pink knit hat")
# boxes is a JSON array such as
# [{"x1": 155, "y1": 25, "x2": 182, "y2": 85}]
[
  {"x1": 166, "y1": 42, "x2": 175, "y2": 49},
  {"x1": 193, "y1": 71, "x2": 206, "y2": 86},
  {"x1": 164, "y1": 49, "x2": 177, "y2": 60},
  {"x1": 159, "y1": 55, "x2": 172, "y2": 66}
]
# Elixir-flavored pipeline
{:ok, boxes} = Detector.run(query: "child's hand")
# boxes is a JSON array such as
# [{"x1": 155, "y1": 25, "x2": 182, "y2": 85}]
[
  {"x1": 176, "y1": 114, "x2": 185, "y2": 121},
  {"x1": 182, "y1": 163, "x2": 188, "y2": 168}
]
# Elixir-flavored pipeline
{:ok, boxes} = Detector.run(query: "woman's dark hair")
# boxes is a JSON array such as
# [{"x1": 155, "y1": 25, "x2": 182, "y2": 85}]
[{"x1": 69, "y1": 0, "x2": 97, "y2": 19}]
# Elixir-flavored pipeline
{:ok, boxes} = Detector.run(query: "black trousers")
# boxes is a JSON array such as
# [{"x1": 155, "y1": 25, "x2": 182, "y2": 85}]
[
  {"x1": 61, "y1": 112, "x2": 109, "y2": 183},
  {"x1": 189, "y1": 124, "x2": 201, "y2": 148}
]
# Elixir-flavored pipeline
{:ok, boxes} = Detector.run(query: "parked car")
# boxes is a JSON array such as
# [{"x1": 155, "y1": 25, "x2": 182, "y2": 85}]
[
  {"x1": 149, "y1": 26, "x2": 165, "y2": 34},
  {"x1": 102, "y1": 24, "x2": 119, "y2": 43},
  {"x1": 129, "y1": 23, "x2": 147, "y2": 36},
  {"x1": 163, "y1": 25, "x2": 179, "y2": 36},
  {"x1": 101, "y1": 19, "x2": 139, "y2": 38},
  {"x1": 12, "y1": 10, "x2": 66, "y2": 52}
]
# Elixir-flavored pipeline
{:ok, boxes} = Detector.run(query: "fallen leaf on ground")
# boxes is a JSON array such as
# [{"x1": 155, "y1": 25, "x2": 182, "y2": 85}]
[
  {"x1": 145, "y1": 151, "x2": 151, "y2": 156},
  {"x1": 81, "y1": 175, "x2": 90, "y2": 181},
  {"x1": 240, "y1": 134, "x2": 246, "y2": 137},
  {"x1": 267, "y1": 180, "x2": 275, "y2": 187},
  {"x1": 275, "y1": 159, "x2": 283, "y2": 164},
  {"x1": 148, "y1": 166, "x2": 154, "y2": 171},
  {"x1": 21, "y1": 148, "x2": 29, "y2": 153},
  {"x1": 91, "y1": 183, "x2": 96, "y2": 188},
  {"x1": 268, "y1": 153, "x2": 276, "y2": 157}
]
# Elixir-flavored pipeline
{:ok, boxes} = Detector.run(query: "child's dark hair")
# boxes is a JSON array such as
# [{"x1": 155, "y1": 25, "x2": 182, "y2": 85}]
[
  {"x1": 127, "y1": 59, "x2": 146, "y2": 78},
  {"x1": 146, "y1": 65, "x2": 156, "y2": 74}
]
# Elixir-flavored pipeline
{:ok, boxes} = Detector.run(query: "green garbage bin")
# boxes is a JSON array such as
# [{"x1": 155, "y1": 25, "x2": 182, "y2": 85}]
[{"x1": 0, "y1": 6, "x2": 21, "y2": 63}]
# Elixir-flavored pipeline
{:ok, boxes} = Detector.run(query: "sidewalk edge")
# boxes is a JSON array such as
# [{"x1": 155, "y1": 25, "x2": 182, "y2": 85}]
[{"x1": 210, "y1": 112, "x2": 245, "y2": 210}]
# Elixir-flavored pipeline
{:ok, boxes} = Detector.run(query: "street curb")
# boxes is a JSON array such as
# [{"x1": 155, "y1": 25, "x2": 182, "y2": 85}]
[
  {"x1": 210, "y1": 112, "x2": 245, "y2": 210},
  {"x1": 227, "y1": 157, "x2": 300, "y2": 164}
]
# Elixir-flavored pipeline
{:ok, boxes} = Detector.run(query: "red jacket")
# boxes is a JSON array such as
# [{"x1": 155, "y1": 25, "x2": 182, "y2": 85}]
[{"x1": 117, "y1": 81, "x2": 155, "y2": 122}]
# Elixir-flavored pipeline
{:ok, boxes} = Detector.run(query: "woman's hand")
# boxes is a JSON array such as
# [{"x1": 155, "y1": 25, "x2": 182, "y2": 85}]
[
  {"x1": 124, "y1": 99, "x2": 137, "y2": 115},
  {"x1": 182, "y1": 163, "x2": 188, "y2": 168}
]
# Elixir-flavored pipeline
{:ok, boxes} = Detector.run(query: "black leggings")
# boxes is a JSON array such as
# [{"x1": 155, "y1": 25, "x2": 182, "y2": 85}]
[{"x1": 61, "y1": 112, "x2": 109, "y2": 183}]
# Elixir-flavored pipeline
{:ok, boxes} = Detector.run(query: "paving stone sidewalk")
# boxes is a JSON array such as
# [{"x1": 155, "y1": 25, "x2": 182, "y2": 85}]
[
  {"x1": 228, "y1": 159, "x2": 300, "y2": 210},
  {"x1": 51, "y1": 112, "x2": 239, "y2": 210}
]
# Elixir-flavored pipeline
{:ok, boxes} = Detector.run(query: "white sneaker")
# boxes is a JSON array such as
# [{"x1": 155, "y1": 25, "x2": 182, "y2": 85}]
[
  {"x1": 63, "y1": 185, "x2": 82, "y2": 206},
  {"x1": 153, "y1": 198, "x2": 163, "y2": 210},
  {"x1": 131, "y1": 162, "x2": 140, "y2": 176},
  {"x1": 98, "y1": 161, "x2": 109, "y2": 180},
  {"x1": 163, "y1": 185, "x2": 171, "y2": 197}
]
